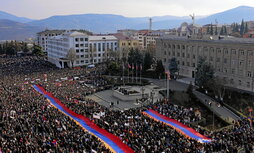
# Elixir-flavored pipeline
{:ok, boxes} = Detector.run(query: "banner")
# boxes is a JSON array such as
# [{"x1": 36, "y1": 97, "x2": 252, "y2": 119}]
[
  {"x1": 33, "y1": 84, "x2": 134, "y2": 153},
  {"x1": 143, "y1": 109, "x2": 212, "y2": 143}
]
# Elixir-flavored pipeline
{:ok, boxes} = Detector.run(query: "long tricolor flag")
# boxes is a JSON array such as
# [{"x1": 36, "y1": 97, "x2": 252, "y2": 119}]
[
  {"x1": 142, "y1": 109, "x2": 212, "y2": 143},
  {"x1": 33, "y1": 84, "x2": 134, "y2": 153}
]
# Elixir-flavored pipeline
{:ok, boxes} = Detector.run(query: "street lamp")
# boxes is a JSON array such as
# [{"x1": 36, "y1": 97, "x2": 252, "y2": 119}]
[
  {"x1": 141, "y1": 87, "x2": 145, "y2": 99},
  {"x1": 151, "y1": 89, "x2": 155, "y2": 104}
]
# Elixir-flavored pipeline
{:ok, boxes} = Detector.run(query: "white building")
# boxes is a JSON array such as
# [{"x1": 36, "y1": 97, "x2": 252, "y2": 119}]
[
  {"x1": 47, "y1": 31, "x2": 89, "y2": 68},
  {"x1": 89, "y1": 35, "x2": 118, "y2": 63},
  {"x1": 37, "y1": 30, "x2": 65, "y2": 52}
]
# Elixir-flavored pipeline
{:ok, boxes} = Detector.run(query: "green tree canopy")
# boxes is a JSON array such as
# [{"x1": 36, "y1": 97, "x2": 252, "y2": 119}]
[
  {"x1": 128, "y1": 48, "x2": 143, "y2": 65},
  {"x1": 168, "y1": 57, "x2": 179, "y2": 76},
  {"x1": 155, "y1": 60, "x2": 165, "y2": 79},
  {"x1": 143, "y1": 52, "x2": 153, "y2": 71},
  {"x1": 195, "y1": 57, "x2": 214, "y2": 88}
]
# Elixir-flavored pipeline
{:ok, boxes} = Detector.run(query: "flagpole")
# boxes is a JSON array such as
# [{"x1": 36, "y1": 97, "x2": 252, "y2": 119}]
[
  {"x1": 132, "y1": 63, "x2": 134, "y2": 83},
  {"x1": 128, "y1": 64, "x2": 129, "y2": 83},
  {"x1": 122, "y1": 62, "x2": 125, "y2": 86},
  {"x1": 140, "y1": 64, "x2": 142, "y2": 84},
  {"x1": 136, "y1": 63, "x2": 138, "y2": 83}
]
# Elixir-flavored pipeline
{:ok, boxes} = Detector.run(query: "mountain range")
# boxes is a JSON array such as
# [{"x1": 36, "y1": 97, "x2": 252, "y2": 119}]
[{"x1": 0, "y1": 6, "x2": 254, "y2": 40}]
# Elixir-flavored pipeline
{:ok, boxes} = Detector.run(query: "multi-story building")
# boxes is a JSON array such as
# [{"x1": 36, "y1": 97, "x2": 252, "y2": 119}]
[
  {"x1": 37, "y1": 30, "x2": 65, "y2": 52},
  {"x1": 88, "y1": 35, "x2": 118, "y2": 63},
  {"x1": 47, "y1": 31, "x2": 89, "y2": 68},
  {"x1": 112, "y1": 33, "x2": 139, "y2": 59},
  {"x1": 156, "y1": 36, "x2": 254, "y2": 92}
]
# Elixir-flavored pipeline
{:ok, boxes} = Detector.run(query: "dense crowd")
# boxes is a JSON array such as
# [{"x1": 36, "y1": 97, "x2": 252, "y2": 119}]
[{"x1": 0, "y1": 56, "x2": 254, "y2": 153}]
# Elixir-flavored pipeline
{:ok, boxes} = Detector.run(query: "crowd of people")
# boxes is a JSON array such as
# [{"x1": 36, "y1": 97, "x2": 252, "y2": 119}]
[{"x1": 1, "y1": 56, "x2": 254, "y2": 153}]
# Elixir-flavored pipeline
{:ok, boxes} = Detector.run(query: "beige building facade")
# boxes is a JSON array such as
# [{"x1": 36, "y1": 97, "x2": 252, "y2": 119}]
[{"x1": 156, "y1": 36, "x2": 254, "y2": 92}]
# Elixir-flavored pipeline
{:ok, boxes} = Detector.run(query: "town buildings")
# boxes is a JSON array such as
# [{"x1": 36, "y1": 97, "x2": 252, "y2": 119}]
[
  {"x1": 88, "y1": 35, "x2": 118, "y2": 63},
  {"x1": 47, "y1": 31, "x2": 89, "y2": 68},
  {"x1": 156, "y1": 35, "x2": 254, "y2": 92},
  {"x1": 112, "y1": 33, "x2": 139, "y2": 59},
  {"x1": 37, "y1": 30, "x2": 65, "y2": 53}
]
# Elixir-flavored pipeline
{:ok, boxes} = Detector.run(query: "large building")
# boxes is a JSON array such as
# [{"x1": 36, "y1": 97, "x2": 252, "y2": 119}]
[
  {"x1": 156, "y1": 36, "x2": 254, "y2": 92},
  {"x1": 112, "y1": 33, "x2": 139, "y2": 59},
  {"x1": 37, "y1": 30, "x2": 65, "y2": 52},
  {"x1": 47, "y1": 31, "x2": 89, "y2": 68},
  {"x1": 89, "y1": 35, "x2": 118, "y2": 63}
]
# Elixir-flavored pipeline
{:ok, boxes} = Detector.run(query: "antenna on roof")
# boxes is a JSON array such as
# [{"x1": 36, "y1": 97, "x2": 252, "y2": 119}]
[{"x1": 149, "y1": 18, "x2": 152, "y2": 32}]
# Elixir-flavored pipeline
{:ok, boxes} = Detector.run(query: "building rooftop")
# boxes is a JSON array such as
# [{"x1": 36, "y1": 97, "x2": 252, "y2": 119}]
[
  {"x1": 89, "y1": 35, "x2": 117, "y2": 41},
  {"x1": 158, "y1": 35, "x2": 254, "y2": 44},
  {"x1": 112, "y1": 33, "x2": 136, "y2": 40}
]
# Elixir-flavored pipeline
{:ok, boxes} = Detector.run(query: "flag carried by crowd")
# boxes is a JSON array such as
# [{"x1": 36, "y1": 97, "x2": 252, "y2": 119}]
[
  {"x1": 142, "y1": 109, "x2": 212, "y2": 143},
  {"x1": 33, "y1": 84, "x2": 134, "y2": 153}
]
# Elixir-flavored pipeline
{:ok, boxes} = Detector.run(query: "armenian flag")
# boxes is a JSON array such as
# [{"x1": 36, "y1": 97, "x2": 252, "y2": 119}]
[
  {"x1": 33, "y1": 84, "x2": 134, "y2": 153},
  {"x1": 143, "y1": 109, "x2": 212, "y2": 143}
]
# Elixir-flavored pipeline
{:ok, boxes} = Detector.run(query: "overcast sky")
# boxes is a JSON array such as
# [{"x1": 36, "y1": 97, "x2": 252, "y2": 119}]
[{"x1": 1, "y1": 0, "x2": 254, "y2": 19}]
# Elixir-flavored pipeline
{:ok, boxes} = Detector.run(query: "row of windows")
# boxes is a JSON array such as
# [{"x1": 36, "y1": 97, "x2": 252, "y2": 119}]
[
  {"x1": 75, "y1": 38, "x2": 88, "y2": 42},
  {"x1": 75, "y1": 43, "x2": 89, "y2": 47},
  {"x1": 163, "y1": 43, "x2": 254, "y2": 56}
]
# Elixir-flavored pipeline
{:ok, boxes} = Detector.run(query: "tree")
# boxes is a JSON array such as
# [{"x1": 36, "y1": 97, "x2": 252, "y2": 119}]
[
  {"x1": 32, "y1": 45, "x2": 44, "y2": 56},
  {"x1": 155, "y1": 60, "x2": 165, "y2": 79},
  {"x1": 210, "y1": 24, "x2": 213, "y2": 35},
  {"x1": 127, "y1": 48, "x2": 143, "y2": 65},
  {"x1": 215, "y1": 26, "x2": 218, "y2": 35},
  {"x1": 244, "y1": 22, "x2": 248, "y2": 34},
  {"x1": 208, "y1": 76, "x2": 227, "y2": 102},
  {"x1": 0, "y1": 45, "x2": 4, "y2": 55},
  {"x1": 168, "y1": 57, "x2": 179, "y2": 79},
  {"x1": 240, "y1": 19, "x2": 245, "y2": 36},
  {"x1": 143, "y1": 52, "x2": 153, "y2": 72},
  {"x1": 66, "y1": 48, "x2": 77, "y2": 68},
  {"x1": 195, "y1": 57, "x2": 214, "y2": 88},
  {"x1": 206, "y1": 26, "x2": 210, "y2": 35},
  {"x1": 107, "y1": 61, "x2": 120, "y2": 75}
]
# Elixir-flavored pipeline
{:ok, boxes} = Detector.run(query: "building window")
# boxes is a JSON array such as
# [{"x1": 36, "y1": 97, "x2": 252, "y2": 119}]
[
  {"x1": 247, "y1": 82, "x2": 250, "y2": 88},
  {"x1": 182, "y1": 61, "x2": 185, "y2": 66},
  {"x1": 193, "y1": 55, "x2": 195, "y2": 59},
  {"x1": 75, "y1": 44, "x2": 79, "y2": 47},
  {"x1": 85, "y1": 38, "x2": 88, "y2": 41},
  {"x1": 239, "y1": 80, "x2": 242, "y2": 86},
  {"x1": 239, "y1": 60, "x2": 244, "y2": 66},
  {"x1": 75, "y1": 38, "x2": 79, "y2": 42},
  {"x1": 224, "y1": 68, "x2": 227, "y2": 73},
  {"x1": 231, "y1": 49, "x2": 236, "y2": 54},
  {"x1": 76, "y1": 61, "x2": 79, "y2": 64},
  {"x1": 177, "y1": 52, "x2": 180, "y2": 57},
  {"x1": 80, "y1": 38, "x2": 84, "y2": 41},
  {"x1": 240, "y1": 50, "x2": 244, "y2": 55},
  {"x1": 81, "y1": 60, "x2": 84, "y2": 63},
  {"x1": 224, "y1": 49, "x2": 228, "y2": 54},
  {"x1": 80, "y1": 49, "x2": 84, "y2": 52},
  {"x1": 210, "y1": 57, "x2": 213, "y2": 61},
  {"x1": 76, "y1": 49, "x2": 79, "y2": 53},
  {"x1": 187, "y1": 54, "x2": 190, "y2": 58},
  {"x1": 182, "y1": 53, "x2": 185, "y2": 57},
  {"x1": 81, "y1": 55, "x2": 84, "y2": 58},
  {"x1": 247, "y1": 71, "x2": 252, "y2": 77},
  {"x1": 192, "y1": 63, "x2": 196, "y2": 67},
  {"x1": 76, "y1": 55, "x2": 79, "y2": 58},
  {"x1": 164, "y1": 51, "x2": 167, "y2": 55},
  {"x1": 187, "y1": 62, "x2": 190, "y2": 66},
  {"x1": 216, "y1": 58, "x2": 220, "y2": 62},
  {"x1": 224, "y1": 58, "x2": 227, "y2": 64},
  {"x1": 231, "y1": 69, "x2": 235, "y2": 74},
  {"x1": 164, "y1": 58, "x2": 166, "y2": 62},
  {"x1": 80, "y1": 44, "x2": 84, "y2": 47}
]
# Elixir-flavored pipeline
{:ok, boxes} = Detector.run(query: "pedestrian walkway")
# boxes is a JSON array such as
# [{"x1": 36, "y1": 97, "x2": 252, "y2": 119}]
[{"x1": 193, "y1": 90, "x2": 241, "y2": 122}]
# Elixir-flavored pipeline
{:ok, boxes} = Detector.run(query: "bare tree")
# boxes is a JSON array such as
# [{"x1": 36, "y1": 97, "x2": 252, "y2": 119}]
[
  {"x1": 209, "y1": 76, "x2": 227, "y2": 101},
  {"x1": 66, "y1": 48, "x2": 76, "y2": 68}
]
